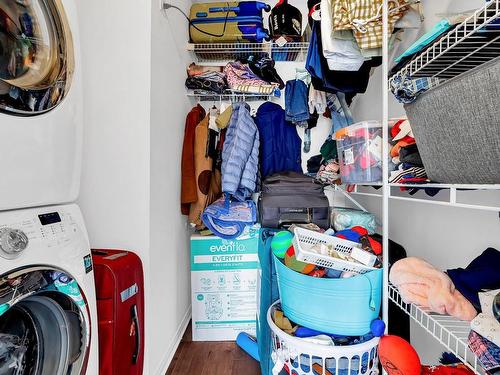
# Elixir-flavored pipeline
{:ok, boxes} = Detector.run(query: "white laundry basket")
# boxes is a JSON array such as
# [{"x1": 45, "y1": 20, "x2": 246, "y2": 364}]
[{"x1": 267, "y1": 302, "x2": 380, "y2": 375}]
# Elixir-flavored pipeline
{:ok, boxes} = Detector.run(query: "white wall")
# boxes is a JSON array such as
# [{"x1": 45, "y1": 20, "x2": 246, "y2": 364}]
[
  {"x1": 77, "y1": 0, "x2": 193, "y2": 373},
  {"x1": 149, "y1": 1, "x2": 193, "y2": 373},
  {"x1": 76, "y1": 0, "x2": 151, "y2": 256}
]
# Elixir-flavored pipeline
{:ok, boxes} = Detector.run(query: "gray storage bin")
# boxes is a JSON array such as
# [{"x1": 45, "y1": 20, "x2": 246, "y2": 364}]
[{"x1": 404, "y1": 57, "x2": 500, "y2": 184}]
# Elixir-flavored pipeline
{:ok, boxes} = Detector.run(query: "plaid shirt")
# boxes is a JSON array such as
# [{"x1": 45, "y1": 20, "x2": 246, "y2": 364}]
[{"x1": 331, "y1": 0, "x2": 408, "y2": 50}]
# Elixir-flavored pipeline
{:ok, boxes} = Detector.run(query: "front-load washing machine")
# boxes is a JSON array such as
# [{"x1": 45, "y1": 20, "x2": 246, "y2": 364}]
[
  {"x1": 0, "y1": 204, "x2": 98, "y2": 374},
  {"x1": 0, "y1": 0, "x2": 83, "y2": 210}
]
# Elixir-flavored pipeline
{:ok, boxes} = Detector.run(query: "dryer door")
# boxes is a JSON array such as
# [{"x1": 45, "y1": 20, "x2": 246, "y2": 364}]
[
  {"x1": 0, "y1": 0, "x2": 74, "y2": 115},
  {"x1": 0, "y1": 267, "x2": 91, "y2": 375}
]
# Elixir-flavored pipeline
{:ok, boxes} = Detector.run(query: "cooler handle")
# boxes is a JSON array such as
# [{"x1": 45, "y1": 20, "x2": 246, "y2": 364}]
[
  {"x1": 209, "y1": 6, "x2": 240, "y2": 13},
  {"x1": 131, "y1": 305, "x2": 140, "y2": 364}
]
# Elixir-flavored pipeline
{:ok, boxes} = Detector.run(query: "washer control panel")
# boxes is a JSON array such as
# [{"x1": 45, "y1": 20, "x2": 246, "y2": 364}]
[{"x1": 0, "y1": 208, "x2": 81, "y2": 259}]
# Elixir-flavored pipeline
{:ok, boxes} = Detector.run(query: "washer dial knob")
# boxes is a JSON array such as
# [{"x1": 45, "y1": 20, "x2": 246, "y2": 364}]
[{"x1": 0, "y1": 228, "x2": 29, "y2": 258}]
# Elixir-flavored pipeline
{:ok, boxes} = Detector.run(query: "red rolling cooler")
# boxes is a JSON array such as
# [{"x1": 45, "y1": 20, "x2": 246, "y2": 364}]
[{"x1": 92, "y1": 249, "x2": 145, "y2": 375}]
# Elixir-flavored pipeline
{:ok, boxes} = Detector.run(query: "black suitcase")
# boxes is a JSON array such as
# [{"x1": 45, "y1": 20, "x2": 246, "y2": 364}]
[{"x1": 259, "y1": 172, "x2": 330, "y2": 229}]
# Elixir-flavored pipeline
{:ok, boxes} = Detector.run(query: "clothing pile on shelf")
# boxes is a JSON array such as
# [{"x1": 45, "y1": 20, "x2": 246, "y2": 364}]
[
  {"x1": 185, "y1": 57, "x2": 283, "y2": 97},
  {"x1": 390, "y1": 248, "x2": 500, "y2": 373},
  {"x1": 185, "y1": 64, "x2": 227, "y2": 94},
  {"x1": 388, "y1": 118, "x2": 443, "y2": 195}
]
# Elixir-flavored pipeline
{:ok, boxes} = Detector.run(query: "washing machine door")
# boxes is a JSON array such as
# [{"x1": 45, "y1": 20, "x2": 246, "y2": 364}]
[
  {"x1": 0, "y1": 0, "x2": 74, "y2": 115},
  {"x1": 0, "y1": 267, "x2": 91, "y2": 375}
]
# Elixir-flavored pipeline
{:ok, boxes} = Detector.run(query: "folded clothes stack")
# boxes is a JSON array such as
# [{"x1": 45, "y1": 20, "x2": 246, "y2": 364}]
[
  {"x1": 224, "y1": 61, "x2": 280, "y2": 96},
  {"x1": 388, "y1": 118, "x2": 445, "y2": 195},
  {"x1": 185, "y1": 57, "x2": 284, "y2": 97},
  {"x1": 185, "y1": 70, "x2": 228, "y2": 94}
]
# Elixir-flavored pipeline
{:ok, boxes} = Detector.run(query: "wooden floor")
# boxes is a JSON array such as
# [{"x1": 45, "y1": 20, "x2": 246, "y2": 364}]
[{"x1": 166, "y1": 322, "x2": 261, "y2": 375}]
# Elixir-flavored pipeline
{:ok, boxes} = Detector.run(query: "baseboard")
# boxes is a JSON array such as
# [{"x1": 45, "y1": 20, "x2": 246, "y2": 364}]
[{"x1": 156, "y1": 305, "x2": 192, "y2": 375}]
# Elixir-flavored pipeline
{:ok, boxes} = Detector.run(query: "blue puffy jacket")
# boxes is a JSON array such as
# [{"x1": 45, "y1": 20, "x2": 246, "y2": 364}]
[
  {"x1": 254, "y1": 102, "x2": 302, "y2": 178},
  {"x1": 222, "y1": 103, "x2": 260, "y2": 201}
]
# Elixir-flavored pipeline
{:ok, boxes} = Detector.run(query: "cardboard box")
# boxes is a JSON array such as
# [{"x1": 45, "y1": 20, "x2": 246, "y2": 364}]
[{"x1": 190, "y1": 225, "x2": 260, "y2": 341}]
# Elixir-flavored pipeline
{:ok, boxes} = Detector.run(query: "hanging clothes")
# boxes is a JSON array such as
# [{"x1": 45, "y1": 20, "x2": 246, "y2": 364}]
[
  {"x1": 331, "y1": 0, "x2": 409, "y2": 50},
  {"x1": 188, "y1": 114, "x2": 221, "y2": 230},
  {"x1": 221, "y1": 103, "x2": 260, "y2": 202},
  {"x1": 321, "y1": 0, "x2": 366, "y2": 71},
  {"x1": 215, "y1": 104, "x2": 233, "y2": 130},
  {"x1": 285, "y1": 79, "x2": 310, "y2": 126},
  {"x1": 181, "y1": 104, "x2": 206, "y2": 215},
  {"x1": 306, "y1": 21, "x2": 379, "y2": 95},
  {"x1": 254, "y1": 102, "x2": 302, "y2": 178}
]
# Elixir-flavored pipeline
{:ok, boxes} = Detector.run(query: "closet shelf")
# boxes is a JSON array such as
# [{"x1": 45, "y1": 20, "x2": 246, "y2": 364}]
[
  {"x1": 389, "y1": 284, "x2": 481, "y2": 374},
  {"x1": 390, "y1": 0, "x2": 500, "y2": 90},
  {"x1": 187, "y1": 41, "x2": 309, "y2": 63},
  {"x1": 334, "y1": 184, "x2": 500, "y2": 212},
  {"x1": 186, "y1": 90, "x2": 272, "y2": 102},
  {"x1": 389, "y1": 183, "x2": 500, "y2": 190}
]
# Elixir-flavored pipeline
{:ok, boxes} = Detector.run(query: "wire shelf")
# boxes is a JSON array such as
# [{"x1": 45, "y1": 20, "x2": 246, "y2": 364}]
[
  {"x1": 389, "y1": 284, "x2": 481, "y2": 374},
  {"x1": 187, "y1": 41, "x2": 310, "y2": 62},
  {"x1": 389, "y1": 183, "x2": 500, "y2": 190},
  {"x1": 390, "y1": 0, "x2": 500, "y2": 89},
  {"x1": 186, "y1": 90, "x2": 272, "y2": 102}
]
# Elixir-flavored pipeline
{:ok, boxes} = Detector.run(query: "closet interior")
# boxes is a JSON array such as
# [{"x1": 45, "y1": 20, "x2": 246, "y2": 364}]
[{"x1": 170, "y1": 0, "x2": 500, "y2": 374}]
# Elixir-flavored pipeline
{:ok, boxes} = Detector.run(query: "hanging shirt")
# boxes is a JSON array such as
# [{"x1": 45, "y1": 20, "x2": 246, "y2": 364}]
[{"x1": 331, "y1": 0, "x2": 408, "y2": 50}]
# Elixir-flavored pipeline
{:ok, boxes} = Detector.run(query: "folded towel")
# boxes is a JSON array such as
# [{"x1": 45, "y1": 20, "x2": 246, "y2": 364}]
[{"x1": 201, "y1": 197, "x2": 257, "y2": 240}]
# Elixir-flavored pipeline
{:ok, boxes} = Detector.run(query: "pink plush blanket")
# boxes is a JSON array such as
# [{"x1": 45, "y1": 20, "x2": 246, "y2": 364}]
[{"x1": 390, "y1": 257, "x2": 477, "y2": 321}]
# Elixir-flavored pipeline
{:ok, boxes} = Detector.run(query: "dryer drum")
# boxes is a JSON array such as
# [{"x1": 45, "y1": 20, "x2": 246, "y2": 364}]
[{"x1": 0, "y1": 0, "x2": 75, "y2": 115}]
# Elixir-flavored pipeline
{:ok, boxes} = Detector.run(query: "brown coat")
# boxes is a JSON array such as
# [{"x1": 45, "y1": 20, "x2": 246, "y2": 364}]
[
  {"x1": 181, "y1": 105, "x2": 205, "y2": 215},
  {"x1": 188, "y1": 114, "x2": 214, "y2": 229}
]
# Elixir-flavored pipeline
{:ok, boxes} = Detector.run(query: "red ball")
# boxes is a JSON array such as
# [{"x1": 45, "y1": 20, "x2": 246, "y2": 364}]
[{"x1": 379, "y1": 335, "x2": 421, "y2": 375}]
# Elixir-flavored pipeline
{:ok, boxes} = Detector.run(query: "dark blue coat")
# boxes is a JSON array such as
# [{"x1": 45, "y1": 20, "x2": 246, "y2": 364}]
[{"x1": 254, "y1": 102, "x2": 302, "y2": 178}]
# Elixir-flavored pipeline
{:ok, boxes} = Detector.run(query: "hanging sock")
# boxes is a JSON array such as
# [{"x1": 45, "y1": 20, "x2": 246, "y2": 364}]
[{"x1": 303, "y1": 128, "x2": 312, "y2": 153}]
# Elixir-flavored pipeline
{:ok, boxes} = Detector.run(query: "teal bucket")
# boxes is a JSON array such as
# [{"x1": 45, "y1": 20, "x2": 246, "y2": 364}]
[{"x1": 274, "y1": 255, "x2": 382, "y2": 336}]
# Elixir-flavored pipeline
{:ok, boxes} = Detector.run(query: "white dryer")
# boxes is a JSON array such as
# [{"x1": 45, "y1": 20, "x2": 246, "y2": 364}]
[
  {"x1": 0, "y1": 204, "x2": 98, "y2": 374},
  {"x1": 0, "y1": 0, "x2": 83, "y2": 210}
]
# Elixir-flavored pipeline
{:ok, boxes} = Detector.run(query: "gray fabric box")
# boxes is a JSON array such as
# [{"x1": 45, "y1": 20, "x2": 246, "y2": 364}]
[{"x1": 404, "y1": 57, "x2": 500, "y2": 184}]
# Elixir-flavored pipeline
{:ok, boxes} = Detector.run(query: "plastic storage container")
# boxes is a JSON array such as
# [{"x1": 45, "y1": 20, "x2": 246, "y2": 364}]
[
  {"x1": 292, "y1": 227, "x2": 376, "y2": 274},
  {"x1": 274, "y1": 255, "x2": 382, "y2": 336},
  {"x1": 268, "y1": 301, "x2": 380, "y2": 375},
  {"x1": 336, "y1": 121, "x2": 383, "y2": 184}
]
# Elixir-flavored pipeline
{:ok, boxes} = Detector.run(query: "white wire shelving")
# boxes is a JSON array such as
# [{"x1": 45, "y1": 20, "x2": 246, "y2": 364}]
[
  {"x1": 388, "y1": 284, "x2": 482, "y2": 374},
  {"x1": 187, "y1": 41, "x2": 309, "y2": 63},
  {"x1": 334, "y1": 183, "x2": 500, "y2": 212},
  {"x1": 390, "y1": 0, "x2": 500, "y2": 89},
  {"x1": 186, "y1": 90, "x2": 273, "y2": 102}
]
